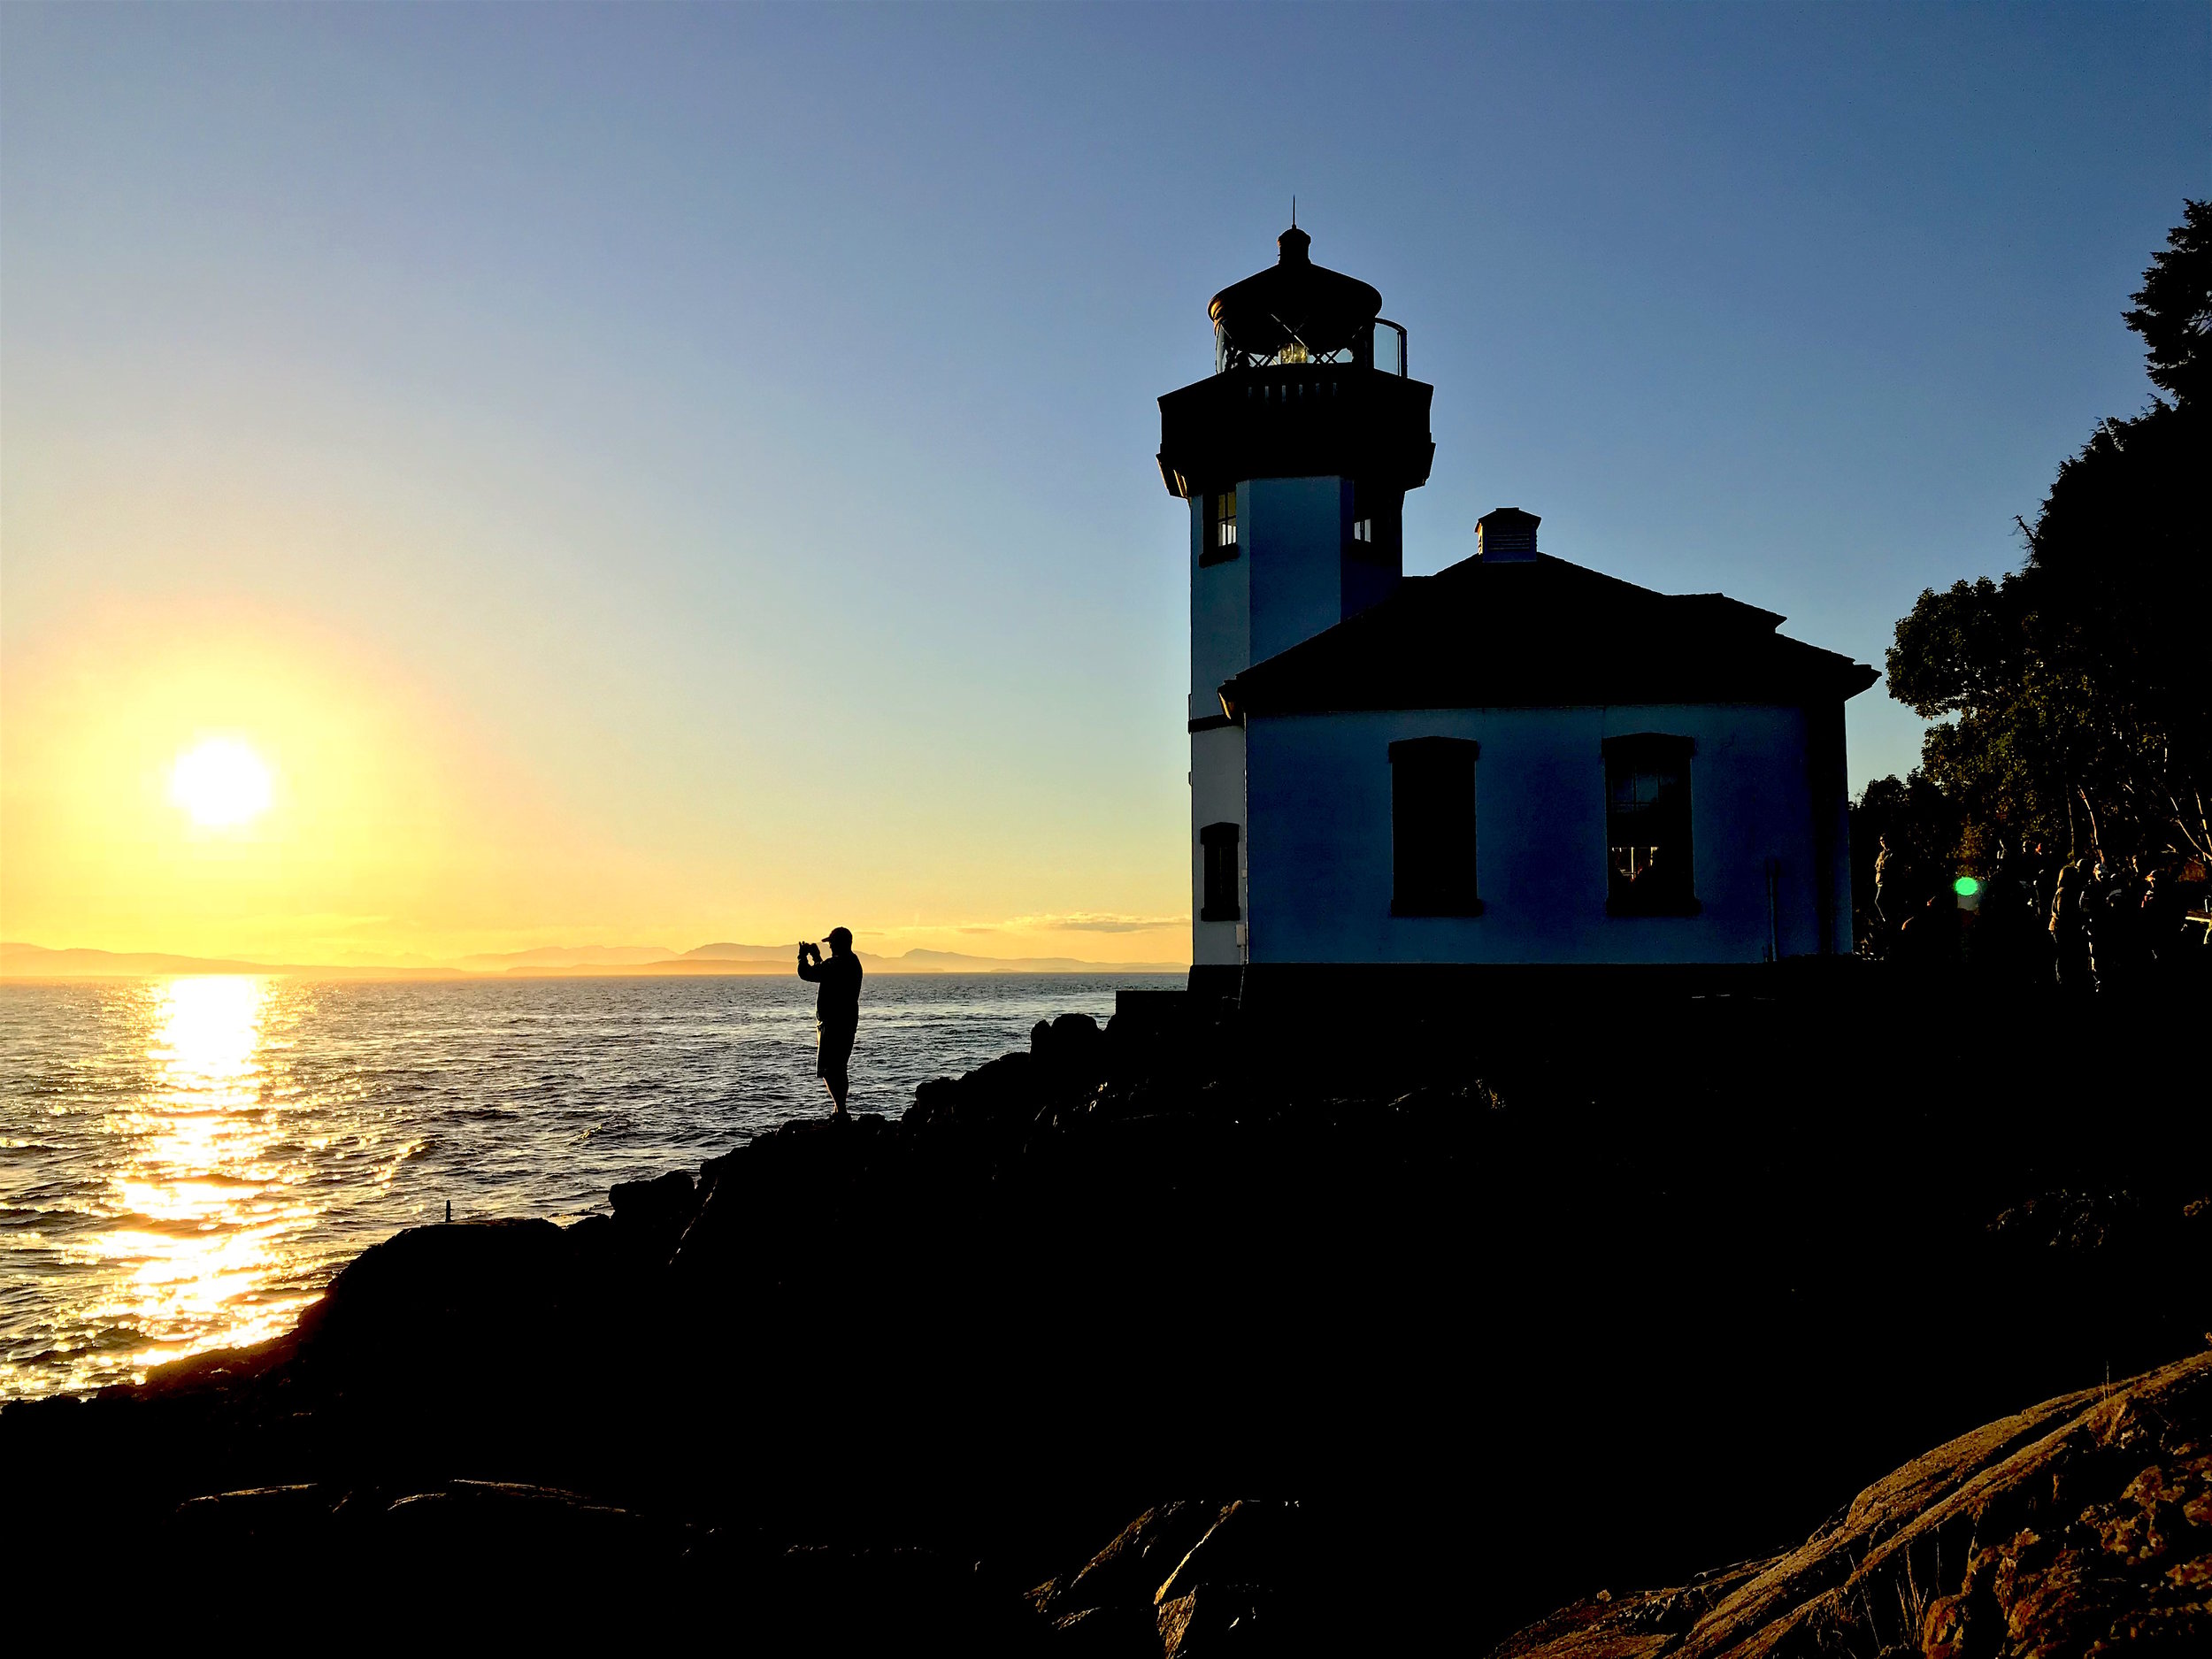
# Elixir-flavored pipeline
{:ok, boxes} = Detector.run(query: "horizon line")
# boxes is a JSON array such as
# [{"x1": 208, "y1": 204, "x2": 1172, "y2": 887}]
[{"x1": 0, "y1": 940, "x2": 1191, "y2": 981}]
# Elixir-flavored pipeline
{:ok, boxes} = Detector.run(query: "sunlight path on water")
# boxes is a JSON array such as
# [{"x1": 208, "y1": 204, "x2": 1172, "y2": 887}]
[{"x1": 94, "y1": 979, "x2": 325, "y2": 1380}]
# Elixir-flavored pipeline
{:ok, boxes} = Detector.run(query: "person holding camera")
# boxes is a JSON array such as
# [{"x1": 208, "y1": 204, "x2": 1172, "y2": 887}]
[{"x1": 796, "y1": 927, "x2": 864, "y2": 1118}]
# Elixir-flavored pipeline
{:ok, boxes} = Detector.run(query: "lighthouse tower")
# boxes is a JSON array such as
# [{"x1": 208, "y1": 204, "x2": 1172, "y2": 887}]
[{"x1": 1158, "y1": 227, "x2": 1435, "y2": 984}]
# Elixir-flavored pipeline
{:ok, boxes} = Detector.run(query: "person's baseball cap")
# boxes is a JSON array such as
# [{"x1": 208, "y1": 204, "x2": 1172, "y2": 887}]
[{"x1": 826, "y1": 926, "x2": 853, "y2": 949}]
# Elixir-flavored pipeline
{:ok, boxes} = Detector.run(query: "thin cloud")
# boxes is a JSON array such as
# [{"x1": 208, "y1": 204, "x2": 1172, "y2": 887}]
[{"x1": 1001, "y1": 913, "x2": 1186, "y2": 934}]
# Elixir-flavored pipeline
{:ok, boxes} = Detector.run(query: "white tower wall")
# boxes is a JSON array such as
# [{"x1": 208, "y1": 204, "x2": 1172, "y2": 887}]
[
  {"x1": 1188, "y1": 475, "x2": 1405, "y2": 967},
  {"x1": 1248, "y1": 477, "x2": 1351, "y2": 664}
]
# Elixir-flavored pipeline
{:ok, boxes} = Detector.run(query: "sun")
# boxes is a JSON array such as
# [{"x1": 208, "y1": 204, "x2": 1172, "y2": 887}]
[{"x1": 171, "y1": 738, "x2": 274, "y2": 828}]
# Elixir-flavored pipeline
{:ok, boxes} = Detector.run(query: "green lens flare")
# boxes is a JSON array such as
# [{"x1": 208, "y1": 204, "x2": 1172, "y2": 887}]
[{"x1": 1954, "y1": 876, "x2": 1981, "y2": 897}]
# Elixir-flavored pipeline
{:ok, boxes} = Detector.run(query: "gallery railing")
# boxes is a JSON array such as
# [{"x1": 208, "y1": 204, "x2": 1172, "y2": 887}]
[{"x1": 1215, "y1": 318, "x2": 1408, "y2": 376}]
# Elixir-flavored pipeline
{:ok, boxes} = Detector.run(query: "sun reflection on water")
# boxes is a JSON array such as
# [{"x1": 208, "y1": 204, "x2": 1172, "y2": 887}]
[{"x1": 88, "y1": 978, "x2": 317, "y2": 1373}]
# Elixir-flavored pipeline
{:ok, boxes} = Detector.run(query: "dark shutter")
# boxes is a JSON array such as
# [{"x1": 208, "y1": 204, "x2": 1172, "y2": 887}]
[{"x1": 1389, "y1": 738, "x2": 1480, "y2": 917}]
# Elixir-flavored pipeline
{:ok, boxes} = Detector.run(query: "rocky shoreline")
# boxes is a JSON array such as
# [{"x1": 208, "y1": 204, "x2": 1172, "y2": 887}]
[{"x1": 6, "y1": 993, "x2": 2208, "y2": 1648}]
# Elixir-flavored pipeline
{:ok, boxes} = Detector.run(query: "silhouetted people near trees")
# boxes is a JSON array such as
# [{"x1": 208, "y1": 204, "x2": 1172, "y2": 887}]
[{"x1": 797, "y1": 927, "x2": 864, "y2": 1119}]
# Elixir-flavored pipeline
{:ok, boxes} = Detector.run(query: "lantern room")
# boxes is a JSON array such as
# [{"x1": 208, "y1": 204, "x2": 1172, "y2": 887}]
[{"x1": 1208, "y1": 225, "x2": 1409, "y2": 376}]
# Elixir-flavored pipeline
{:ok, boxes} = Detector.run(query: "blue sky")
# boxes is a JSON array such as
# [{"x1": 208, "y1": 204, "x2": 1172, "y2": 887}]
[{"x1": 3, "y1": 4, "x2": 2204, "y2": 959}]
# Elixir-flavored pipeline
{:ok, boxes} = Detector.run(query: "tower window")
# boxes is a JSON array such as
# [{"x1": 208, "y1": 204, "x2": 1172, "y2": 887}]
[
  {"x1": 1389, "y1": 739, "x2": 1480, "y2": 917},
  {"x1": 1199, "y1": 821, "x2": 1241, "y2": 922},
  {"x1": 1348, "y1": 480, "x2": 1397, "y2": 560},
  {"x1": 1604, "y1": 734, "x2": 1699, "y2": 916},
  {"x1": 1201, "y1": 491, "x2": 1239, "y2": 566}
]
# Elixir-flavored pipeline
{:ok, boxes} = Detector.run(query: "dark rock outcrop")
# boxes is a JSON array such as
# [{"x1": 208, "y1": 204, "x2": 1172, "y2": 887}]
[
  {"x1": 1151, "y1": 1501, "x2": 1308, "y2": 1655},
  {"x1": 294, "y1": 1217, "x2": 576, "y2": 1353},
  {"x1": 907, "y1": 1051, "x2": 1052, "y2": 1133},
  {"x1": 1031, "y1": 1502, "x2": 1236, "y2": 1650},
  {"x1": 1032, "y1": 1010, "x2": 1107, "y2": 1079},
  {"x1": 167, "y1": 1477, "x2": 688, "y2": 1582},
  {"x1": 155, "y1": 1478, "x2": 1024, "y2": 1641},
  {"x1": 608, "y1": 1168, "x2": 700, "y2": 1263},
  {"x1": 1026, "y1": 1500, "x2": 1361, "y2": 1654}
]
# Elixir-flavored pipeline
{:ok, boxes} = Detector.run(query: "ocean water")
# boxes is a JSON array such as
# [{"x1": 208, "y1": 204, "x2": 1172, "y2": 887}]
[{"x1": 0, "y1": 972, "x2": 1175, "y2": 1400}]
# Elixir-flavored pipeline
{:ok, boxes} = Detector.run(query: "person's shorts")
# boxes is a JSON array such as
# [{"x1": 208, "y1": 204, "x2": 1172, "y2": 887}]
[{"x1": 816, "y1": 1021, "x2": 856, "y2": 1082}]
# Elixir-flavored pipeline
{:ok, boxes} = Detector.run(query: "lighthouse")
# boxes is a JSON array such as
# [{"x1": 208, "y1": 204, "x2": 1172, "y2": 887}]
[
  {"x1": 1158, "y1": 226, "x2": 1437, "y2": 981},
  {"x1": 1157, "y1": 228, "x2": 1877, "y2": 1000}
]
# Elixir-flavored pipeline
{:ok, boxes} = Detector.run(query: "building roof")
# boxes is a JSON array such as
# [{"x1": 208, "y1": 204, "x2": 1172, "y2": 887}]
[{"x1": 1220, "y1": 552, "x2": 1880, "y2": 716}]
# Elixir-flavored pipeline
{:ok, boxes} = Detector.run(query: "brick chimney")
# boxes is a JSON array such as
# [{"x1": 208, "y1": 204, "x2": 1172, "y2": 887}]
[{"x1": 1476, "y1": 507, "x2": 1540, "y2": 562}]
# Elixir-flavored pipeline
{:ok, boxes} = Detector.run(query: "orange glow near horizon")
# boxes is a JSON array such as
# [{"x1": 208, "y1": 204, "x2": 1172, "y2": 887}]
[
  {"x1": 0, "y1": 603, "x2": 632, "y2": 964},
  {"x1": 0, "y1": 603, "x2": 1188, "y2": 968}
]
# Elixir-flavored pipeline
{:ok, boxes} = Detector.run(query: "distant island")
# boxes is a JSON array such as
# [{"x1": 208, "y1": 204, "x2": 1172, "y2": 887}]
[{"x1": 0, "y1": 941, "x2": 1187, "y2": 980}]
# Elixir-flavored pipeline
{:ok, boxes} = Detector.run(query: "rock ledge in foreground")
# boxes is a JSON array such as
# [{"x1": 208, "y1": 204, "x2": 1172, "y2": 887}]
[{"x1": 1490, "y1": 1348, "x2": 2212, "y2": 1659}]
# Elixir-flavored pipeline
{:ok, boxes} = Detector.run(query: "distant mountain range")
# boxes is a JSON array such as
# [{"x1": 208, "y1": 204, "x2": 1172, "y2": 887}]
[{"x1": 0, "y1": 941, "x2": 1186, "y2": 979}]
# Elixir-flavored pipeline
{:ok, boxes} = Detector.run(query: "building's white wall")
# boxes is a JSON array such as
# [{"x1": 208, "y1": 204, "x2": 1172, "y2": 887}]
[
  {"x1": 1809, "y1": 700, "x2": 1853, "y2": 953},
  {"x1": 1245, "y1": 704, "x2": 1841, "y2": 965},
  {"x1": 1191, "y1": 724, "x2": 1247, "y2": 966}
]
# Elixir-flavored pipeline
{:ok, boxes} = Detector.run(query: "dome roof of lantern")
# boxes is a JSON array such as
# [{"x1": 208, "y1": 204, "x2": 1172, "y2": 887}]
[{"x1": 1208, "y1": 227, "x2": 1384, "y2": 360}]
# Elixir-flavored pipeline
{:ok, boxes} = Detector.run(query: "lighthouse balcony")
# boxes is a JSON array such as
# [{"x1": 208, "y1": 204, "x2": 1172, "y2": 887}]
[{"x1": 1156, "y1": 362, "x2": 1436, "y2": 499}]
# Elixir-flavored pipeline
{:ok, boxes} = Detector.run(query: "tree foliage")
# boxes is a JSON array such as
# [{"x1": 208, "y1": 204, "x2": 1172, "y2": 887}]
[
  {"x1": 2124, "y1": 197, "x2": 2212, "y2": 408},
  {"x1": 1879, "y1": 203, "x2": 2212, "y2": 864}
]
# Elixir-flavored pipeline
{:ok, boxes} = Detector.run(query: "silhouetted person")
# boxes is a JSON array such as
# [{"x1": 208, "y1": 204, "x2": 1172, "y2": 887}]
[
  {"x1": 2087, "y1": 866, "x2": 2141, "y2": 995},
  {"x1": 2050, "y1": 864, "x2": 2091, "y2": 993},
  {"x1": 1872, "y1": 835, "x2": 1900, "y2": 927},
  {"x1": 2140, "y1": 870, "x2": 2189, "y2": 979},
  {"x1": 798, "y1": 927, "x2": 864, "y2": 1119},
  {"x1": 2028, "y1": 842, "x2": 2058, "y2": 922},
  {"x1": 1970, "y1": 848, "x2": 2029, "y2": 985}
]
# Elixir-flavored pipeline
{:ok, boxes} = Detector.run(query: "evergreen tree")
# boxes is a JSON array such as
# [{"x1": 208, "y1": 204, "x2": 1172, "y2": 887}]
[{"x1": 1880, "y1": 203, "x2": 2211, "y2": 864}]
